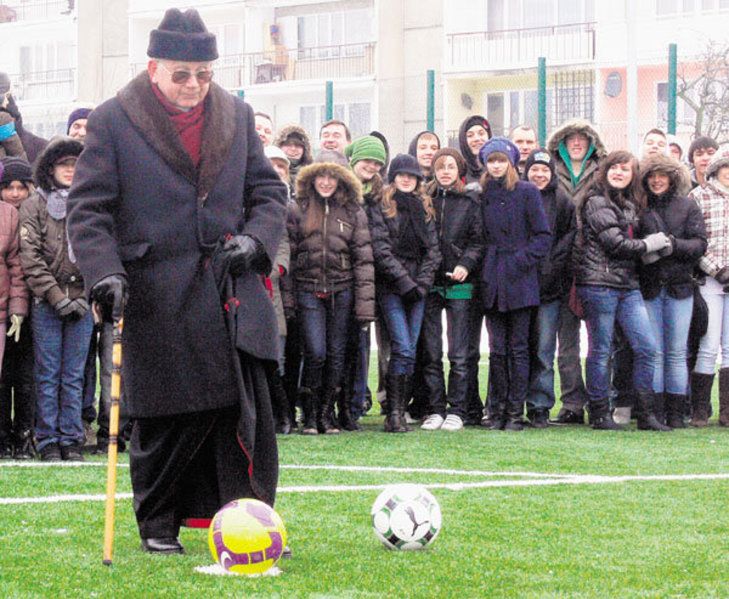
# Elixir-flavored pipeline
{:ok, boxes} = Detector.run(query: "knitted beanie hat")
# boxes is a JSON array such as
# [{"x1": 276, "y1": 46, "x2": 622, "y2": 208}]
[
  {"x1": 479, "y1": 137, "x2": 521, "y2": 168},
  {"x1": 66, "y1": 107, "x2": 93, "y2": 134},
  {"x1": 0, "y1": 156, "x2": 32, "y2": 187},
  {"x1": 345, "y1": 135, "x2": 387, "y2": 167}
]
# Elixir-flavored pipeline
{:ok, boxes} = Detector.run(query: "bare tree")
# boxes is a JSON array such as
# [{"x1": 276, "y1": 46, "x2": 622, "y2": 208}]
[{"x1": 677, "y1": 40, "x2": 729, "y2": 142}]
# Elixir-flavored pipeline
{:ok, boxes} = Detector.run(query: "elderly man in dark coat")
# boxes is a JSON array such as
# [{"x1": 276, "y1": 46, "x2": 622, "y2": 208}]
[{"x1": 67, "y1": 9, "x2": 287, "y2": 555}]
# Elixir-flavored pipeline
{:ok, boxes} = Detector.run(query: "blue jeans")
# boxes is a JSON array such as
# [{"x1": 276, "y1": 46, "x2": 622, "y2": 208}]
[
  {"x1": 379, "y1": 293, "x2": 426, "y2": 376},
  {"x1": 297, "y1": 289, "x2": 353, "y2": 390},
  {"x1": 644, "y1": 289, "x2": 693, "y2": 394},
  {"x1": 32, "y1": 300, "x2": 94, "y2": 450},
  {"x1": 421, "y1": 292, "x2": 472, "y2": 417},
  {"x1": 577, "y1": 286, "x2": 656, "y2": 404},
  {"x1": 527, "y1": 299, "x2": 562, "y2": 412}
]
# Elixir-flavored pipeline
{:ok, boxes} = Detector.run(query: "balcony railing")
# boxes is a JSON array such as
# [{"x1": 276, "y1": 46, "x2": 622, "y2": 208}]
[
  {"x1": 132, "y1": 43, "x2": 375, "y2": 89},
  {"x1": 0, "y1": 1, "x2": 74, "y2": 22},
  {"x1": 8, "y1": 68, "x2": 76, "y2": 101},
  {"x1": 446, "y1": 22, "x2": 595, "y2": 72}
]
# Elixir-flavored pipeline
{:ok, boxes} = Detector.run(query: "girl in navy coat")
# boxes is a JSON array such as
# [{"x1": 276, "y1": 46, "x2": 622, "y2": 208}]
[{"x1": 478, "y1": 138, "x2": 551, "y2": 431}]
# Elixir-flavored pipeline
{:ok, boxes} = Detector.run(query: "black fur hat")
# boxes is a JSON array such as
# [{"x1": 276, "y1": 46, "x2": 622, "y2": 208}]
[
  {"x1": 34, "y1": 136, "x2": 84, "y2": 191},
  {"x1": 147, "y1": 8, "x2": 218, "y2": 62}
]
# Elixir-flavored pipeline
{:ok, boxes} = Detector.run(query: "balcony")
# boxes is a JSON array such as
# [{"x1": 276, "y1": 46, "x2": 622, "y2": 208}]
[
  {"x1": 132, "y1": 43, "x2": 375, "y2": 90},
  {"x1": 0, "y1": 1, "x2": 74, "y2": 22},
  {"x1": 8, "y1": 68, "x2": 75, "y2": 102},
  {"x1": 446, "y1": 22, "x2": 596, "y2": 74}
]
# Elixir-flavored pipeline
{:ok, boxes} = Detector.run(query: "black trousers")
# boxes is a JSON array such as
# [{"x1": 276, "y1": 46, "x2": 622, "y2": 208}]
[
  {"x1": 0, "y1": 321, "x2": 35, "y2": 439},
  {"x1": 130, "y1": 405, "x2": 255, "y2": 539}
]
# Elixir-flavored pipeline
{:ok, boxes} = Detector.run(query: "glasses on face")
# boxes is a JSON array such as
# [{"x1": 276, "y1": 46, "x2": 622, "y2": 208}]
[{"x1": 159, "y1": 62, "x2": 213, "y2": 85}]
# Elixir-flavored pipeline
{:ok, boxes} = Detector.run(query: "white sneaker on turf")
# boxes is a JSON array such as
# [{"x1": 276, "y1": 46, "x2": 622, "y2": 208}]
[
  {"x1": 421, "y1": 414, "x2": 444, "y2": 430},
  {"x1": 441, "y1": 414, "x2": 464, "y2": 431}
]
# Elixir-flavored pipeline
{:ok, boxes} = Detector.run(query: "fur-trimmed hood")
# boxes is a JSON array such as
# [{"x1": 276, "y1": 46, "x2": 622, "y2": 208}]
[
  {"x1": 706, "y1": 143, "x2": 729, "y2": 181},
  {"x1": 295, "y1": 161, "x2": 363, "y2": 208},
  {"x1": 274, "y1": 124, "x2": 313, "y2": 166},
  {"x1": 547, "y1": 118, "x2": 607, "y2": 160},
  {"x1": 640, "y1": 154, "x2": 692, "y2": 198},
  {"x1": 34, "y1": 135, "x2": 84, "y2": 191}
]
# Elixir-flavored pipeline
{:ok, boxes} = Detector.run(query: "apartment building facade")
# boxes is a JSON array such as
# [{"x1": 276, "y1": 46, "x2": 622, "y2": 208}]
[{"x1": 2, "y1": 0, "x2": 728, "y2": 153}]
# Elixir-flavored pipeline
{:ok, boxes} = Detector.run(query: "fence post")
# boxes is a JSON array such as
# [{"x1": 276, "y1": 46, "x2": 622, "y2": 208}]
[
  {"x1": 667, "y1": 43, "x2": 678, "y2": 135},
  {"x1": 325, "y1": 81, "x2": 334, "y2": 121},
  {"x1": 538, "y1": 57, "x2": 547, "y2": 147},
  {"x1": 427, "y1": 69, "x2": 435, "y2": 132}
]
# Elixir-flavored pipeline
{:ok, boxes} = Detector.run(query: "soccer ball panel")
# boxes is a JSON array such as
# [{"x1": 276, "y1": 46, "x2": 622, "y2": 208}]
[{"x1": 371, "y1": 484, "x2": 441, "y2": 551}]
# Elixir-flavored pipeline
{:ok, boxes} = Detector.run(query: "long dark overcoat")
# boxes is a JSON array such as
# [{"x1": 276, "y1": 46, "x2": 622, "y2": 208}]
[
  {"x1": 67, "y1": 73, "x2": 287, "y2": 420},
  {"x1": 480, "y1": 179, "x2": 552, "y2": 312}
]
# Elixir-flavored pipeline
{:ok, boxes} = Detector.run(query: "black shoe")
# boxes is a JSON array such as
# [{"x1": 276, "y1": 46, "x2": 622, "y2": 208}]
[
  {"x1": 0, "y1": 440, "x2": 13, "y2": 459},
  {"x1": 92, "y1": 443, "x2": 109, "y2": 456},
  {"x1": 503, "y1": 418, "x2": 524, "y2": 432},
  {"x1": 40, "y1": 443, "x2": 62, "y2": 462},
  {"x1": 480, "y1": 414, "x2": 505, "y2": 430},
  {"x1": 60, "y1": 444, "x2": 85, "y2": 462},
  {"x1": 141, "y1": 537, "x2": 184, "y2": 554},
  {"x1": 550, "y1": 408, "x2": 585, "y2": 425},
  {"x1": 529, "y1": 410, "x2": 549, "y2": 429},
  {"x1": 13, "y1": 431, "x2": 35, "y2": 460}
]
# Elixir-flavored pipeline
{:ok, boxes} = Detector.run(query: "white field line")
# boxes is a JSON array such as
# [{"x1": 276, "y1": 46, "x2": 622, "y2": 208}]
[
  {"x1": 1, "y1": 472, "x2": 728, "y2": 506},
  {"x1": 0, "y1": 462, "x2": 573, "y2": 479}
]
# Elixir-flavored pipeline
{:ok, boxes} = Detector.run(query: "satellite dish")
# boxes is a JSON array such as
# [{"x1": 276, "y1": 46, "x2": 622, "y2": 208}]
[
  {"x1": 604, "y1": 72, "x2": 622, "y2": 98},
  {"x1": 460, "y1": 93, "x2": 473, "y2": 110}
]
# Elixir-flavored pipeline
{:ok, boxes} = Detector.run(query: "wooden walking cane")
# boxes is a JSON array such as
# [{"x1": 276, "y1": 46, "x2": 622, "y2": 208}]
[{"x1": 102, "y1": 316, "x2": 124, "y2": 566}]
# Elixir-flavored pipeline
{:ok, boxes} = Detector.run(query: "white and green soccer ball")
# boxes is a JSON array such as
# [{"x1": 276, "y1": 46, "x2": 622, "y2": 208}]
[{"x1": 371, "y1": 484, "x2": 442, "y2": 550}]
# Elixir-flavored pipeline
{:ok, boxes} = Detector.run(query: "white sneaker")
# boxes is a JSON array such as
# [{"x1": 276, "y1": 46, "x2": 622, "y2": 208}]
[
  {"x1": 405, "y1": 411, "x2": 420, "y2": 425},
  {"x1": 612, "y1": 407, "x2": 631, "y2": 425},
  {"x1": 441, "y1": 414, "x2": 464, "y2": 431},
  {"x1": 421, "y1": 414, "x2": 444, "y2": 430}
]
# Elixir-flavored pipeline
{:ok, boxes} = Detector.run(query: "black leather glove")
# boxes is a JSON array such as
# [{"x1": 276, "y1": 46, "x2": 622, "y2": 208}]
[
  {"x1": 91, "y1": 274, "x2": 128, "y2": 323},
  {"x1": 224, "y1": 235, "x2": 270, "y2": 276},
  {"x1": 715, "y1": 266, "x2": 729, "y2": 286},
  {"x1": 401, "y1": 287, "x2": 424, "y2": 304},
  {"x1": 54, "y1": 298, "x2": 75, "y2": 320},
  {"x1": 69, "y1": 298, "x2": 89, "y2": 320}
]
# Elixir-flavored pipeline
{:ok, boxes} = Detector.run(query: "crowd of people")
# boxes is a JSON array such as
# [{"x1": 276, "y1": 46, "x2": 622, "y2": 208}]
[{"x1": 0, "y1": 77, "x2": 728, "y2": 465}]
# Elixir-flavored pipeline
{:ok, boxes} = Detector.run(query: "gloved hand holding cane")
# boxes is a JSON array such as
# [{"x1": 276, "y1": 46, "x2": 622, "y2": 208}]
[{"x1": 91, "y1": 274, "x2": 128, "y2": 323}]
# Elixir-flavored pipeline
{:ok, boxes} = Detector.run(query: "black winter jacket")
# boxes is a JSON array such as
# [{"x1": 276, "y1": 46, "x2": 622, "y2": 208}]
[
  {"x1": 538, "y1": 185, "x2": 576, "y2": 302},
  {"x1": 431, "y1": 186, "x2": 484, "y2": 286},
  {"x1": 638, "y1": 192, "x2": 707, "y2": 300},
  {"x1": 370, "y1": 197, "x2": 441, "y2": 297},
  {"x1": 574, "y1": 192, "x2": 648, "y2": 289}
]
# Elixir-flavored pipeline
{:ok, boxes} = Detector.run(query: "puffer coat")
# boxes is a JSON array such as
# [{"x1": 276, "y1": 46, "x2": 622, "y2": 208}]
[
  {"x1": 638, "y1": 154, "x2": 707, "y2": 300},
  {"x1": 574, "y1": 191, "x2": 648, "y2": 289},
  {"x1": 289, "y1": 162, "x2": 375, "y2": 322},
  {"x1": 0, "y1": 201, "x2": 28, "y2": 322}
]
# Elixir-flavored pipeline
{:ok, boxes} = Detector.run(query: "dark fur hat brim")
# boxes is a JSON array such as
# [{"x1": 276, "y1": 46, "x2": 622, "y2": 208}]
[{"x1": 147, "y1": 9, "x2": 218, "y2": 62}]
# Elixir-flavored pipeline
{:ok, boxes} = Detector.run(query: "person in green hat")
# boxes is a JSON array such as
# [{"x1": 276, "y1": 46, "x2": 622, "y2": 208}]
[{"x1": 337, "y1": 136, "x2": 388, "y2": 429}]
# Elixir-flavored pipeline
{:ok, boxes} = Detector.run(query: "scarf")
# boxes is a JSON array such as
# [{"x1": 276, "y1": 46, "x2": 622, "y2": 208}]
[
  {"x1": 394, "y1": 190, "x2": 428, "y2": 260},
  {"x1": 151, "y1": 81, "x2": 205, "y2": 167},
  {"x1": 40, "y1": 187, "x2": 76, "y2": 263}
]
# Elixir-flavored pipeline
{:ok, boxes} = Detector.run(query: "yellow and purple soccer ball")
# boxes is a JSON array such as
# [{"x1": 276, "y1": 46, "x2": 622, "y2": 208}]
[
  {"x1": 208, "y1": 498, "x2": 287, "y2": 575},
  {"x1": 371, "y1": 484, "x2": 442, "y2": 550}
]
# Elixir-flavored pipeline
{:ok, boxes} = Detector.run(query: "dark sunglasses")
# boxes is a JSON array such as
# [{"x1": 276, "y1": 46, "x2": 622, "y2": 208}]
[{"x1": 159, "y1": 62, "x2": 213, "y2": 85}]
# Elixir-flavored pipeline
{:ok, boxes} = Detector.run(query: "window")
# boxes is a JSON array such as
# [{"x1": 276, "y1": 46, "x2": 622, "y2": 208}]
[
  {"x1": 558, "y1": 0, "x2": 582, "y2": 24},
  {"x1": 297, "y1": 9, "x2": 372, "y2": 50},
  {"x1": 523, "y1": 0, "x2": 552, "y2": 28},
  {"x1": 487, "y1": 94, "x2": 505, "y2": 136},
  {"x1": 656, "y1": 81, "x2": 696, "y2": 127},
  {"x1": 300, "y1": 102, "x2": 371, "y2": 141}
]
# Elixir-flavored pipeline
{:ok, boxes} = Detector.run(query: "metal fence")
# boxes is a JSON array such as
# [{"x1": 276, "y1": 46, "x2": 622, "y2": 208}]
[
  {"x1": 0, "y1": 0, "x2": 73, "y2": 22},
  {"x1": 7, "y1": 68, "x2": 75, "y2": 102}
]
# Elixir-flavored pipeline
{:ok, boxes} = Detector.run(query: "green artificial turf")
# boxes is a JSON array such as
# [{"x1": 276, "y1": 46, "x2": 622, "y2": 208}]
[{"x1": 1, "y1": 356, "x2": 727, "y2": 598}]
